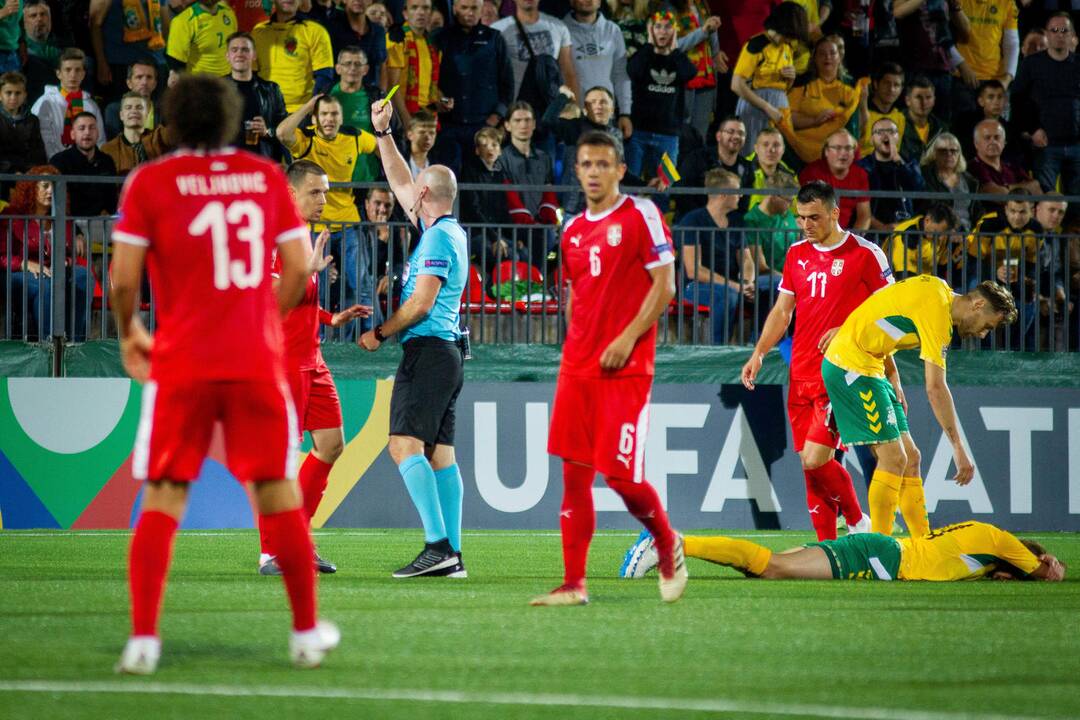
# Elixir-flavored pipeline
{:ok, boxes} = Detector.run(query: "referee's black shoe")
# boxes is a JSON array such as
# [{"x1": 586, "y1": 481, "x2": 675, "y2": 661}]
[{"x1": 392, "y1": 539, "x2": 464, "y2": 578}]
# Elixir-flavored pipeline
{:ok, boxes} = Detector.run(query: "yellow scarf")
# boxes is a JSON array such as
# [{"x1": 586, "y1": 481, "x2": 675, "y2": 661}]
[{"x1": 121, "y1": 0, "x2": 165, "y2": 50}]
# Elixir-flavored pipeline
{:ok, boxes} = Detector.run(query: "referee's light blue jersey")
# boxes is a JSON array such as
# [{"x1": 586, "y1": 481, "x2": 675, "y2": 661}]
[{"x1": 400, "y1": 215, "x2": 469, "y2": 343}]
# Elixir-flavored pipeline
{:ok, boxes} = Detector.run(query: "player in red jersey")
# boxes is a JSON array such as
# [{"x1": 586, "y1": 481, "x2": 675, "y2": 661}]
[
  {"x1": 256, "y1": 159, "x2": 371, "y2": 576},
  {"x1": 110, "y1": 76, "x2": 339, "y2": 674},
  {"x1": 741, "y1": 180, "x2": 898, "y2": 541},
  {"x1": 531, "y1": 131, "x2": 688, "y2": 607}
]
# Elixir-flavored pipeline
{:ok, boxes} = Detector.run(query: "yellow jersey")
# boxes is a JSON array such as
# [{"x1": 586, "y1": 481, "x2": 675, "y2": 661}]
[
  {"x1": 385, "y1": 24, "x2": 441, "y2": 112},
  {"x1": 252, "y1": 16, "x2": 334, "y2": 112},
  {"x1": 734, "y1": 33, "x2": 796, "y2": 92},
  {"x1": 887, "y1": 215, "x2": 961, "y2": 276},
  {"x1": 899, "y1": 522, "x2": 1041, "y2": 581},
  {"x1": 825, "y1": 274, "x2": 954, "y2": 377},
  {"x1": 288, "y1": 127, "x2": 377, "y2": 226},
  {"x1": 956, "y1": 0, "x2": 1017, "y2": 80},
  {"x1": 165, "y1": 1, "x2": 238, "y2": 76},
  {"x1": 966, "y1": 211, "x2": 1041, "y2": 264}
]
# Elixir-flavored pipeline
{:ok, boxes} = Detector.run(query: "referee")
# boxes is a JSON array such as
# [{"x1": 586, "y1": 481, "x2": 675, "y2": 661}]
[{"x1": 360, "y1": 97, "x2": 470, "y2": 579}]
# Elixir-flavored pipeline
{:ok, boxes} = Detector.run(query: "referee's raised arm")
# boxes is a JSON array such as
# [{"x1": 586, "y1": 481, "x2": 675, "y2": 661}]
[{"x1": 370, "y1": 99, "x2": 419, "y2": 226}]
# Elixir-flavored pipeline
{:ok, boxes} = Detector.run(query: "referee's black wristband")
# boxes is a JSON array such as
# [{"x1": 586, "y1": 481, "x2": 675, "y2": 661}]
[
  {"x1": 374, "y1": 325, "x2": 386, "y2": 341},
  {"x1": 373, "y1": 126, "x2": 393, "y2": 138}
]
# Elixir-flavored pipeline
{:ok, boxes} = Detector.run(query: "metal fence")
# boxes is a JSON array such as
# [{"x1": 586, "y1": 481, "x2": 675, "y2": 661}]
[{"x1": 2, "y1": 174, "x2": 1078, "y2": 354}]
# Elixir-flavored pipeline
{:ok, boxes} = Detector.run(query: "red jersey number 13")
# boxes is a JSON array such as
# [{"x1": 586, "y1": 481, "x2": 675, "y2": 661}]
[{"x1": 189, "y1": 200, "x2": 266, "y2": 291}]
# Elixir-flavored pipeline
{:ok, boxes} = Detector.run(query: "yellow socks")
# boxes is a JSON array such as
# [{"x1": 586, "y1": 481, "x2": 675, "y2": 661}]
[
  {"x1": 684, "y1": 535, "x2": 772, "y2": 576},
  {"x1": 868, "y1": 469, "x2": 903, "y2": 535},
  {"x1": 899, "y1": 476, "x2": 930, "y2": 537}
]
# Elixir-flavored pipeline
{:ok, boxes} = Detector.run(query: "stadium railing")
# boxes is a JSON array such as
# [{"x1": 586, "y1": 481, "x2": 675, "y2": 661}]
[{"x1": 1, "y1": 174, "x2": 1077, "y2": 359}]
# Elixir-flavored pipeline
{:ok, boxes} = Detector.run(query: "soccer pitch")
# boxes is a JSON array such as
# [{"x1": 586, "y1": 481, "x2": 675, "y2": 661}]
[{"x1": 1, "y1": 529, "x2": 1078, "y2": 720}]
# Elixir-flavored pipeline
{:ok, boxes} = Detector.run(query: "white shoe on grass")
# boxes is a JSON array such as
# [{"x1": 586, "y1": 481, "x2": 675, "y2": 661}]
[
  {"x1": 115, "y1": 635, "x2": 161, "y2": 675},
  {"x1": 658, "y1": 534, "x2": 688, "y2": 603},
  {"x1": 290, "y1": 620, "x2": 340, "y2": 669}
]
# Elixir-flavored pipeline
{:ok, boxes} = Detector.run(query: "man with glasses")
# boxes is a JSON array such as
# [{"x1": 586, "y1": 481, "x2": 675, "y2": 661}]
[
  {"x1": 224, "y1": 32, "x2": 288, "y2": 160},
  {"x1": 858, "y1": 117, "x2": 925, "y2": 232},
  {"x1": 798, "y1": 128, "x2": 871, "y2": 231},
  {"x1": 674, "y1": 115, "x2": 753, "y2": 219},
  {"x1": 330, "y1": 46, "x2": 383, "y2": 183},
  {"x1": 1011, "y1": 12, "x2": 1080, "y2": 222}
]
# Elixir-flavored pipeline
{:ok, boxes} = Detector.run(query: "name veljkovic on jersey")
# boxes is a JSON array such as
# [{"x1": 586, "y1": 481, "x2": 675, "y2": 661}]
[{"x1": 175, "y1": 173, "x2": 269, "y2": 196}]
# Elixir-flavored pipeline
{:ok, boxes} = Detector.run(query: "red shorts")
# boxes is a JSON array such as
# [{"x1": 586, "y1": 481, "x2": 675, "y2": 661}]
[
  {"x1": 133, "y1": 379, "x2": 299, "y2": 482},
  {"x1": 288, "y1": 365, "x2": 343, "y2": 436},
  {"x1": 787, "y1": 378, "x2": 841, "y2": 453},
  {"x1": 548, "y1": 373, "x2": 652, "y2": 481}
]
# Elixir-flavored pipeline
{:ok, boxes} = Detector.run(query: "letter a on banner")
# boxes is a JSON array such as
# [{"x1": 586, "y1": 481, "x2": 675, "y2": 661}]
[{"x1": 701, "y1": 406, "x2": 781, "y2": 512}]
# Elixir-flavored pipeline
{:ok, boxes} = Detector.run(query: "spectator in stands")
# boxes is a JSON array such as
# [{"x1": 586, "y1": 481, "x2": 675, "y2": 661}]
[
  {"x1": 542, "y1": 84, "x2": 623, "y2": 213},
  {"x1": 625, "y1": 10, "x2": 695, "y2": 179},
  {"x1": 671, "y1": 0, "x2": 722, "y2": 140},
  {"x1": 886, "y1": 202, "x2": 961, "y2": 281},
  {"x1": 779, "y1": 35, "x2": 867, "y2": 165},
  {"x1": 859, "y1": 61, "x2": 905, "y2": 157},
  {"x1": 731, "y1": 3, "x2": 807, "y2": 155},
  {"x1": 100, "y1": 91, "x2": 174, "y2": 174},
  {"x1": 607, "y1": 0, "x2": 648, "y2": 59},
  {"x1": 970, "y1": 118, "x2": 1041, "y2": 198},
  {"x1": 362, "y1": 185, "x2": 409, "y2": 313},
  {"x1": 954, "y1": 79, "x2": 1021, "y2": 163},
  {"x1": 1021, "y1": 27, "x2": 1047, "y2": 58},
  {"x1": 0, "y1": 0, "x2": 20, "y2": 74},
  {"x1": 367, "y1": 1, "x2": 392, "y2": 28},
  {"x1": 799, "y1": 127, "x2": 871, "y2": 231},
  {"x1": 88, "y1": 0, "x2": 168, "y2": 105},
  {"x1": 893, "y1": 0, "x2": 962, "y2": 123},
  {"x1": 675, "y1": 167, "x2": 749, "y2": 345},
  {"x1": 743, "y1": 127, "x2": 796, "y2": 211},
  {"x1": 459, "y1": 126, "x2": 516, "y2": 271},
  {"x1": 104, "y1": 61, "x2": 159, "y2": 139},
  {"x1": 1032, "y1": 195, "x2": 1069, "y2": 333},
  {"x1": 0, "y1": 72, "x2": 48, "y2": 173},
  {"x1": 0, "y1": 165, "x2": 89, "y2": 340},
  {"x1": 675, "y1": 115, "x2": 752, "y2": 219},
  {"x1": 858, "y1": 116, "x2": 925, "y2": 231},
  {"x1": 967, "y1": 191, "x2": 1040, "y2": 348},
  {"x1": 165, "y1": 0, "x2": 238, "y2": 84},
  {"x1": 1011, "y1": 13, "x2": 1080, "y2": 206},
  {"x1": 49, "y1": 112, "x2": 117, "y2": 217},
  {"x1": 899, "y1": 74, "x2": 945, "y2": 163},
  {"x1": 744, "y1": 170, "x2": 799, "y2": 330},
  {"x1": 224, "y1": 31, "x2": 287, "y2": 159},
  {"x1": 920, "y1": 131, "x2": 978, "y2": 230},
  {"x1": 278, "y1": 93, "x2": 377, "y2": 339},
  {"x1": 21, "y1": 0, "x2": 66, "y2": 104},
  {"x1": 252, "y1": 0, "x2": 335, "y2": 112},
  {"x1": 330, "y1": 46, "x2": 383, "y2": 181},
  {"x1": 499, "y1": 100, "x2": 560, "y2": 269},
  {"x1": 302, "y1": 0, "x2": 337, "y2": 26},
  {"x1": 325, "y1": 0, "x2": 387, "y2": 87},
  {"x1": 31, "y1": 48, "x2": 105, "y2": 159},
  {"x1": 492, "y1": 0, "x2": 580, "y2": 103},
  {"x1": 432, "y1": 0, "x2": 514, "y2": 174},
  {"x1": 404, "y1": 108, "x2": 437, "y2": 178},
  {"x1": 563, "y1": 0, "x2": 632, "y2": 139},
  {"x1": 952, "y1": 0, "x2": 1019, "y2": 117},
  {"x1": 385, "y1": 0, "x2": 446, "y2": 128}
]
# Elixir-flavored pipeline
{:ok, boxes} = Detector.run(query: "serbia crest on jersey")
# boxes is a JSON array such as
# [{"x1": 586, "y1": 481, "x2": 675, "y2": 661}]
[
  {"x1": 778, "y1": 232, "x2": 894, "y2": 383},
  {"x1": 112, "y1": 149, "x2": 308, "y2": 382},
  {"x1": 559, "y1": 195, "x2": 675, "y2": 377}
]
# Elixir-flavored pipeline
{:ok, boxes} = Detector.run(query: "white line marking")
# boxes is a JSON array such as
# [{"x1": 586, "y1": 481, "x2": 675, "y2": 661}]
[{"x1": 0, "y1": 681, "x2": 1062, "y2": 720}]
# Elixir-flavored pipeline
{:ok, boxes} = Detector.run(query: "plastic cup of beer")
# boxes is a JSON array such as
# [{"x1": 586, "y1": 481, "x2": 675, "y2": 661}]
[{"x1": 244, "y1": 121, "x2": 260, "y2": 145}]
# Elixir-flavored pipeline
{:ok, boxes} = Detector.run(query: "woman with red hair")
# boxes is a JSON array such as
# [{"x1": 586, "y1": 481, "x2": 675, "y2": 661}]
[{"x1": 1, "y1": 165, "x2": 88, "y2": 340}]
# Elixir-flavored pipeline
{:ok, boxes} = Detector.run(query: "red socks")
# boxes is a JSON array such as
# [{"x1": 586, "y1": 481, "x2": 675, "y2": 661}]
[
  {"x1": 806, "y1": 459, "x2": 865, "y2": 527},
  {"x1": 560, "y1": 462, "x2": 595, "y2": 588},
  {"x1": 299, "y1": 453, "x2": 333, "y2": 521},
  {"x1": 259, "y1": 454, "x2": 333, "y2": 554},
  {"x1": 261, "y1": 508, "x2": 317, "y2": 631},
  {"x1": 605, "y1": 477, "x2": 675, "y2": 577},
  {"x1": 129, "y1": 510, "x2": 179, "y2": 637},
  {"x1": 804, "y1": 479, "x2": 839, "y2": 541}
]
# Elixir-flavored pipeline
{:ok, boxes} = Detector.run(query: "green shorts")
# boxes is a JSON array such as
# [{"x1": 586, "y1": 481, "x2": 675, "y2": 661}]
[
  {"x1": 821, "y1": 359, "x2": 909, "y2": 446},
  {"x1": 806, "y1": 533, "x2": 902, "y2": 580}
]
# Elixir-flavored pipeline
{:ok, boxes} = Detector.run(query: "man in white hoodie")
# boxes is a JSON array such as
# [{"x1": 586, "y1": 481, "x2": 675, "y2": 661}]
[
  {"x1": 562, "y1": 0, "x2": 631, "y2": 140},
  {"x1": 30, "y1": 47, "x2": 105, "y2": 158}
]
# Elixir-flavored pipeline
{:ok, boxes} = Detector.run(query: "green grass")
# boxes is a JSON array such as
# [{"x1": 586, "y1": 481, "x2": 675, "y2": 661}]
[{"x1": 1, "y1": 529, "x2": 1079, "y2": 720}]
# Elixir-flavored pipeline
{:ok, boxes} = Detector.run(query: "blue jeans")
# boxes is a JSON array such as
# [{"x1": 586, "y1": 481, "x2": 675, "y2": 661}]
[
  {"x1": 1033, "y1": 144, "x2": 1080, "y2": 196},
  {"x1": 685, "y1": 280, "x2": 741, "y2": 345},
  {"x1": 10, "y1": 266, "x2": 89, "y2": 340},
  {"x1": 625, "y1": 130, "x2": 679, "y2": 178}
]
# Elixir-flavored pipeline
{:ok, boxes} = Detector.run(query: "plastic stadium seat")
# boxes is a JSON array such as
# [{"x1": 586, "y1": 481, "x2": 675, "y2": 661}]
[
  {"x1": 461, "y1": 264, "x2": 513, "y2": 315},
  {"x1": 493, "y1": 260, "x2": 544, "y2": 286}
]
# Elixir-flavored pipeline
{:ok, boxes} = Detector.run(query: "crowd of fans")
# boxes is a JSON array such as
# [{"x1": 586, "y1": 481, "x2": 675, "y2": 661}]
[{"x1": 0, "y1": 0, "x2": 1078, "y2": 349}]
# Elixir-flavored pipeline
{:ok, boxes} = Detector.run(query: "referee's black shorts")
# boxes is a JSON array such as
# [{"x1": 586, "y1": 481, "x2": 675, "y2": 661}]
[{"x1": 389, "y1": 336, "x2": 465, "y2": 446}]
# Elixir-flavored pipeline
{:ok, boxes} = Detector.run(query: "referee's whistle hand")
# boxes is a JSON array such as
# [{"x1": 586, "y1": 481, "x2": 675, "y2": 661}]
[{"x1": 359, "y1": 330, "x2": 381, "y2": 351}]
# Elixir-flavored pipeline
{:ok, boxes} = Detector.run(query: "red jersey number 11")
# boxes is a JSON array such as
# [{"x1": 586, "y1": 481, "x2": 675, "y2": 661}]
[{"x1": 807, "y1": 271, "x2": 828, "y2": 298}]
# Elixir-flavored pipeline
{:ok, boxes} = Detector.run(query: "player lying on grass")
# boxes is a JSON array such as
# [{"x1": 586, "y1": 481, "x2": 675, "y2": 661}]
[{"x1": 621, "y1": 521, "x2": 1066, "y2": 582}]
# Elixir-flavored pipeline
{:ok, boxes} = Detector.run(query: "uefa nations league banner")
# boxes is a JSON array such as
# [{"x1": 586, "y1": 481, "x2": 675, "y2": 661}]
[{"x1": 0, "y1": 378, "x2": 1078, "y2": 531}]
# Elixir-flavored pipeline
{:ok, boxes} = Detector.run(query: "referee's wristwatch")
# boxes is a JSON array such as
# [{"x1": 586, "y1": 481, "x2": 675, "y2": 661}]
[
  {"x1": 373, "y1": 126, "x2": 393, "y2": 138},
  {"x1": 373, "y1": 325, "x2": 387, "y2": 342}
]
